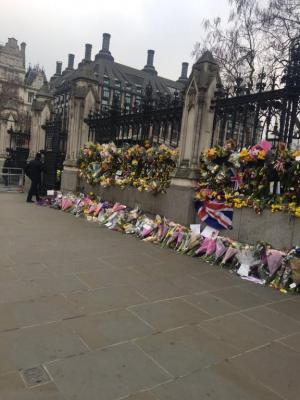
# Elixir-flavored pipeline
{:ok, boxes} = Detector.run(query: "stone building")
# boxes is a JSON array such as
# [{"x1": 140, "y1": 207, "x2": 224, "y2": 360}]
[
  {"x1": 0, "y1": 37, "x2": 46, "y2": 167},
  {"x1": 31, "y1": 33, "x2": 189, "y2": 163}
]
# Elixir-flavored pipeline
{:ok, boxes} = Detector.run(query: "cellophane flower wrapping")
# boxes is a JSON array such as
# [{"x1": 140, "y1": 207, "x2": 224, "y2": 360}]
[{"x1": 236, "y1": 247, "x2": 260, "y2": 277}]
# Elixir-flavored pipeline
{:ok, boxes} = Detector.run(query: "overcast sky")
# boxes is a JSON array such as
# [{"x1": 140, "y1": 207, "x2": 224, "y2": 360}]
[{"x1": 0, "y1": 0, "x2": 229, "y2": 81}]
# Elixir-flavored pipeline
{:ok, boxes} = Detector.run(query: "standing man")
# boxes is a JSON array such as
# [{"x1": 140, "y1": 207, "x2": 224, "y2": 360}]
[{"x1": 25, "y1": 153, "x2": 44, "y2": 203}]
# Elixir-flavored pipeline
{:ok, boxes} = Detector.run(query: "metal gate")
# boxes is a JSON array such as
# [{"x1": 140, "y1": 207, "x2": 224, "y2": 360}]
[
  {"x1": 6, "y1": 127, "x2": 30, "y2": 170},
  {"x1": 0, "y1": 167, "x2": 24, "y2": 192},
  {"x1": 41, "y1": 114, "x2": 67, "y2": 192}
]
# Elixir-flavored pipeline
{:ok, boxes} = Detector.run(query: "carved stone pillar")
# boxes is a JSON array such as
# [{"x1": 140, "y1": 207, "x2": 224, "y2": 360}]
[{"x1": 174, "y1": 51, "x2": 219, "y2": 183}]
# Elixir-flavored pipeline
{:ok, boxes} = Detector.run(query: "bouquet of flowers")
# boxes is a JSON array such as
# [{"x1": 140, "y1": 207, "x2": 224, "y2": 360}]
[{"x1": 77, "y1": 142, "x2": 178, "y2": 194}]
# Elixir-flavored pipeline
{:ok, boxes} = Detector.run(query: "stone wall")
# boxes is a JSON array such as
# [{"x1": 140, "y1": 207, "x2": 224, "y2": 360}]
[{"x1": 60, "y1": 167, "x2": 299, "y2": 250}]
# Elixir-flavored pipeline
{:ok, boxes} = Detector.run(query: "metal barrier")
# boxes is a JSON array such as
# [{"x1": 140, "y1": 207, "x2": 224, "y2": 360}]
[{"x1": 0, "y1": 167, "x2": 25, "y2": 192}]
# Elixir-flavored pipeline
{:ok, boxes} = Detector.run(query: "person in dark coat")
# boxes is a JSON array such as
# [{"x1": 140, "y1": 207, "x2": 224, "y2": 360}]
[{"x1": 25, "y1": 153, "x2": 44, "y2": 203}]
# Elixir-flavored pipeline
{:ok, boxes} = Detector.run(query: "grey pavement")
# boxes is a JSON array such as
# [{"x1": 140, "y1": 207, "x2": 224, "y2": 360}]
[{"x1": 0, "y1": 193, "x2": 300, "y2": 400}]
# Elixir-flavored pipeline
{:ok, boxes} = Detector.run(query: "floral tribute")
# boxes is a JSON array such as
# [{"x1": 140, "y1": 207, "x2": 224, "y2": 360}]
[
  {"x1": 196, "y1": 140, "x2": 300, "y2": 216},
  {"x1": 41, "y1": 192, "x2": 300, "y2": 294},
  {"x1": 77, "y1": 142, "x2": 178, "y2": 194}
]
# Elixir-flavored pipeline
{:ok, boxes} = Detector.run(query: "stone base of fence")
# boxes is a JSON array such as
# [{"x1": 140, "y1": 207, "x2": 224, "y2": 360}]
[{"x1": 61, "y1": 167, "x2": 299, "y2": 250}]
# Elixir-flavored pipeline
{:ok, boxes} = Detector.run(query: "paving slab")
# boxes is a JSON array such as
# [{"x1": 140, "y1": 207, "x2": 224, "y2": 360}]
[
  {"x1": 278, "y1": 331, "x2": 300, "y2": 352},
  {"x1": 124, "y1": 392, "x2": 158, "y2": 400},
  {"x1": 32, "y1": 274, "x2": 88, "y2": 295},
  {"x1": 130, "y1": 298, "x2": 210, "y2": 331},
  {"x1": 0, "y1": 294, "x2": 79, "y2": 331},
  {"x1": 77, "y1": 266, "x2": 151, "y2": 289},
  {"x1": 66, "y1": 286, "x2": 146, "y2": 314},
  {"x1": 200, "y1": 313, "x2": 280, "y2": 352},
  {"x1": 11, "y1": 263, "x2": 54, "y2": 280},
  {"x1": 153, "y1": 360, "x2": 283, "y2": 400},
  {"x1": 243, "y1": 305, "x2": 300, "y2": 335},
  {"x1": 210, "y1": 286, "x2": 268, "y2": 309},
  {"x1": 0, "y1": 193, "x2": 297, "y2": 400},
  {"x1": 46, "y1": 342, "x2": 170, "y2": 400},
  {"x1": 184, "y1": 292, "x2": 239, "y2": 317},
  {"x1": 229, "y1": 342, "x2": 300, "y2": 400},
  {"x1": 135, "y1": 325, "x2": 238, "y2": 377},
  {"x1": 0, "y1": 374, "x2": 64, "y2": 400},
  {"x1": 65, "y1": 309, "x2": 154, "y2": 349},
  {"x1": 267, "y1": 299, "x2": 300, "y2": 322},
  {"x1": 0, "y1": 321, "x2": 88, "y2": 370},
  {"x1": 0, "y1": 280, "x2": 42, "y2": 304}
]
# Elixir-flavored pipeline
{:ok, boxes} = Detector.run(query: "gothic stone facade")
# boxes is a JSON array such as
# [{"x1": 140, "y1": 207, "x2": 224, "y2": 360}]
[
  {"x1": 31, "y1": 33, "x2": 189, "y2": 162},
  {"x1": 0, "y1": 38, "x2": 45, "y2": 163}
]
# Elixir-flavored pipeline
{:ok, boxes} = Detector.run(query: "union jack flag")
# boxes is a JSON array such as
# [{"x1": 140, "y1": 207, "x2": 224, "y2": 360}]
[{"x1": 195, "y1": 199, "x2": 233, "y2": 230}]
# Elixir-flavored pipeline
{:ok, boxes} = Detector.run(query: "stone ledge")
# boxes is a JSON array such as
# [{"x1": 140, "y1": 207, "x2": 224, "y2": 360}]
[{"x1": 61, "y1": 168, "x2": 299, "y2": 249}]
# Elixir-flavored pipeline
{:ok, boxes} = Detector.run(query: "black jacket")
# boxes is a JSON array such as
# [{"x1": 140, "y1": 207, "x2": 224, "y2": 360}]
[{"x1": 25, "y1": 159, "x2": 45, "y2": 182}]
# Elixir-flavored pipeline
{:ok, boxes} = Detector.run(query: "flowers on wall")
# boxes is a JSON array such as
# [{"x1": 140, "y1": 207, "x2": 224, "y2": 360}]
[
  {"x1": 77, "y1": 142, "x2": 178, "y2": 194},
  {"x1": 196, "y1": 140, "x2": 300, "y2": 216}
]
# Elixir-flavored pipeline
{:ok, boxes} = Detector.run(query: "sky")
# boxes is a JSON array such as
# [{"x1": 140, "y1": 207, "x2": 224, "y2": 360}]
[{"x1": 0, "y1": 0, "x2": 229, "y2": 81}]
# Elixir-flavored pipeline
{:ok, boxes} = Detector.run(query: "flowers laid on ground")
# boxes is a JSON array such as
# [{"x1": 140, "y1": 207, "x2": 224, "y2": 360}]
[
  {"x1": 77, "y1": 142, "x2": 178, "y2": 194},
  {"x1": 41, "y1": 192, "x2": 300, "y2": 293},
  {"x1": 196, "y1": 140, "x2": 300, "y2": 216}
]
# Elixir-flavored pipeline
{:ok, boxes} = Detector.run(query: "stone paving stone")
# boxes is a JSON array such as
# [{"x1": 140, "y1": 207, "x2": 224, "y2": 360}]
[
  {"x1": 135, "y1": 325, "x2": 239, "y2": 377},
  {"x1": 210, "y1": 286, "x2": 267, "y2": 309},
  {"x1": 229, "y1": 342, "x2": 300, "y2": 400},
  {"x1": 184, "y1": 292, "x2": 239, "y2": 317},
  {"x1": 146, "y1": 257, "x2": 211, "y2": 277},
  {"x1": 8, "y1": 252, "x2": 46, "y2": 266},
  {"x1": 77, "y1": 266, "x2": 151, "y2": 289},
  {"x1": 124, "y1": 392, "x2": 158, "y2": 400},
  {"x1": 0, "y1": 379, "x2": 64, "y2": 400},
  {"x1": 65, "y1": 309, "x2": 154, "y2": 349},
  {"x1": 0, "y1": 267, "x2": 18, "y2": 282},
  {"x1": 0, "y1": 294, "x2": 79, "y2": 331},
  {"x1": 243, "y1": 306, "x2": 300, "y2": 335},
  {"x1": 267, "y1": 299, "x2": 300, "y2": 322},
  {"x1": 66, "y1": 286, "x2": 146, "y2": 314},
  {"x1": 130, "y1": 299, "x2": 210, "y2": 331},
  {"x1": 0, "y1": 371, "x2": 25, "y2": 391},
  {"x1": 132, "y1": 280, "x2": 188, "y2": 302},
  {"x1": 101, "y1": 252, "x2": 163, "y2": 269},
  {"x1": 168, "y1": 274, "x2": 214, "y2": 294},
  {"x1": 153, "y1": 360, "x2": 283, "y2": 400},
  {"x1": 0, "y1": 321, "x2": 88, "y2": 370},
  {"x1": 12, "y1": 263, "x2": 54, "y2": 280},
  {"x1": 2, "y1": 194, "x2": 300, "y2": 400},
  {"x1": 200, "y1": 313, "x2": 280, "y2": 352},
  {"x1": 236, "y1": 281, "x2": 289, "y2": 302},
  {"x1": 0, "y1": 255, "x2": 14, "y2": 268},
  {"x1": 44, "y1": 255, "x2": 110, "y2": 275},
  {"x1": 0, "y1": 280, "x2": 42, "y2": 304},
  {"x1": 46, "y1": 342, "x2": 170, "y2": 400},
  {"x1": 278, "y1": 332, "x2": 300, "y2": 352},
  {"x1": 0, "y1": 336, "x2": 16, "y2": 374},
  {"x1": 190, "y1": 269, "x2": 238, "y2": 289},
  {"x1": 32, "y1": 274, "x2": 88, "y2": 295}
]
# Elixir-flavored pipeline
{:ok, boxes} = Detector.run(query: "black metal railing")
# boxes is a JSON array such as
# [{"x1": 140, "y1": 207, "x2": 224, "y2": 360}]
[
  {"x1": 211, "y1": 37, "x2": 300, "y2": 148},
  {"x1": 85, "y1": 84, "x2": 183, "y2": 148}
]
